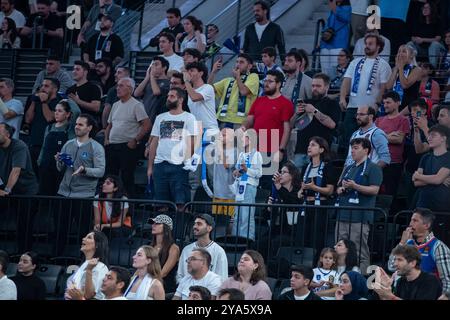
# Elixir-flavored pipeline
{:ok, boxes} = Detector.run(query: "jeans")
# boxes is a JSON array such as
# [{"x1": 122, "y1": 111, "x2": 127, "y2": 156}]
[
  {"x1": 153, "y1": 161, "x2": 190, "y2": 205},
  {"x1": 342, "y1": 108, "x2": 358, "y2": 148},
  {"x1": 232, "y1": 184, "x2": 257, "y2": 241},
  {"x1": 106, "y1": 143, "x2": 140, "y2": 197},
  {"x1": 407, "y1": 41, "x2": 446, "y2": 68}
]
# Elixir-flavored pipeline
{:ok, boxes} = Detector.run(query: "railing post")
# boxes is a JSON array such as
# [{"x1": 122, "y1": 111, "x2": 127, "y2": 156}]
[
  {"x1": 137, "y1": 3, "x2": 145, "y2": 49},
  {"x1": 235, "y1": 0, "x2": 242, "y2": 36}
]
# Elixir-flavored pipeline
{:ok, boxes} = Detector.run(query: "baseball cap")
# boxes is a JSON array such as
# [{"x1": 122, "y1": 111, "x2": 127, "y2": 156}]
[
  {"x1": 195, "y1": 214, "x2": 215, "y2": 229},
  {"x1": 148, "y1": 214, "x2": 173, "y2": 231}
]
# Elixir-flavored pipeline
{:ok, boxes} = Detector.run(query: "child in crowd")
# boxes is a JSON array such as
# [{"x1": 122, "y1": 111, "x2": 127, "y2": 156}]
[{"x1": 311, "y1": 247, "x2": 339, "y2": 300}]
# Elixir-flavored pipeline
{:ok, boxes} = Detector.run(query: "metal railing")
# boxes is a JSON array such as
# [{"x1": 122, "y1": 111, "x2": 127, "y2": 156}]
[{"x1": 312, "y1": 18, "x2": 325, "y2": 72}]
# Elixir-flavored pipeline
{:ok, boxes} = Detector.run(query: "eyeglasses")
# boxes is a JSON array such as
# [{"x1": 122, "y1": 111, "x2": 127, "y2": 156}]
[
  {"x1": 186, "y1": 257, "x2": 204, "y2": 263},
  {"x1": 263, "y1": 79, "x2": 276, "y2": 83}
]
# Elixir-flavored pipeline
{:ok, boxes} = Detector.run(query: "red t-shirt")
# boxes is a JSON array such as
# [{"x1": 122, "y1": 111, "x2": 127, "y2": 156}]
[
  {"x1": 248, "y1": 95, "x2": 294, "y2": 152},
  {"x1": 375, "y1": 114, "x2": 410, "y2": 163}
]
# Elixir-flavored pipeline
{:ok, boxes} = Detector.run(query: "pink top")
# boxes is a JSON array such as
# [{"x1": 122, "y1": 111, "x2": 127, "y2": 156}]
[{"x1": 220, "y1": 277, "x2": 272, "y2": 300}]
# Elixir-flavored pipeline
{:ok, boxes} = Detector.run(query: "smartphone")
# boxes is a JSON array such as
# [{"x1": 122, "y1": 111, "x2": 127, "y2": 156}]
[
  {"x1": 297, "y1": 99, "x2": 304, "y2": 105},
  {"x1": 417, "y1": 111, "x2": 422, "y2": 117}
]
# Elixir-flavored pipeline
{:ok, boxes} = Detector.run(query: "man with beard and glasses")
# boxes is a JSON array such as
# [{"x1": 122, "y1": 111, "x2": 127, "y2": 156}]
[
  {"x1": 84, "y1": 14, "x2": 124, "y2": 68},
  {"x1": 340, "y1": 34, "x2": 391, "y2": 148},
  {"x1": 243, "y1": 0, "x2": 285, "y2": 61},
  {"x1": 176, "y1": 214, "x2": 228, "y2": 283},
  {"x1": 146, "y1": 88, "x2": 197, "y2": 211},
  {"x1": 375, "y1": 245, "x2": 441, "y2": 300},
  {"x1": 91, "y1": 58, "x2": 116, "y2": 94},
  {"x1": 289, "y1": 73, "x2": 341, "y2": 171},
  {"x1": 344, "y1": 105, "x2": 390, "y2": 168}
]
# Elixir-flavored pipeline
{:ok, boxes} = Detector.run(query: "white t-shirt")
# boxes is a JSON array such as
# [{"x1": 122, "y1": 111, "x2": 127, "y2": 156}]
[
  {"x1": 180, "y1": 33, "x2": 206, "y2": 52},
  {"x1": 350, "y1": 0, "x2": 369, "y2": 15},
  {"x1": 254, "y1": 22, "x2": 269, "y2": 41},
  {"x1": 151, "y1": 111, "x2": 198, "y2": 165},
  {"x1": 294, "y1": 292, "x2": 311, "y2": 300},
  {"x1": 0, "y1": 98, "x2": 24, "y2": 139},
  {"x1": 0, "y1": 9, "x2": 26, "y2": 28},
  {"x1": 344, "y1": 56, "x2": 391, "y2": 109},
  {"x1": 106, "y1": 296, "x2": 128, "y2": 300},
  {"x1": 177, "y1": 241, "x2": 229, "y2": 283},
  {"x1": 66, "y1": 261, "x2": 109, "y2": 300},
  {"x1": 175, "y1": 271, "x2": 223, "y2": 300},
  {"x1": 188, "y1": 84, "x2": 218, "y2": 130},
  {"x1": 0, "y1": 275, "x2": 17, "y2": 300},
  {"x1": 93, "y1": 195, "x2": 129, "y2": 222},
  {"x1": 312, "y1": 268, "x2": 340, "y2": 300},
  {"x1": 162, "y1": 53, "x2": 184, "y2": 72}
]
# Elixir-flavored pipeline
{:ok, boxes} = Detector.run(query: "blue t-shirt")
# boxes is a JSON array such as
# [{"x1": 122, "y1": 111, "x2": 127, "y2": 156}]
[
  {"x1": 379, "y1": 0, "x2": 410, "y2": 22},
  {"x1": 0, "y1": 99, "x2": 24, "y2": 139}
]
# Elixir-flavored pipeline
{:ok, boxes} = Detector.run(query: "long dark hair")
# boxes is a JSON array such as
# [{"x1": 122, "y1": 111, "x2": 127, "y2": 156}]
[
  {"x1": 420, "y1": 1, "x2": 440, "y2": 24},
  {"x1": 184, "y1": 15, "x2": 202, "y2": 32},
  {"x1": 150, "y1": 224, "x2": 175, "y2": 267},
  {"x1": 281, "y1": 161, "x2": 302, "y2": 190},
  {"x1": 1, "y1": 17, "x2": 18, "y2": 47},
  {"x1": 309, "y1": 136, "x2": 330, "y2": 162},
  {"x1": 339, "y1": 239, "x2": 358, "y2": 271},
  {"x1": 99, "y1": 175, "x2": 128, "y2": 220},
  {"x1": 92, "y1": 231, "x2": 109, "y2": 266}
]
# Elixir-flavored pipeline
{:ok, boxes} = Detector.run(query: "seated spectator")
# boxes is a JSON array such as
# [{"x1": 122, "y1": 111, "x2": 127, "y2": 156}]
[
  {"x1": 413, "y1": 125, "x2": 450, "y2": 212},
  {"x1": 91, "y1": 58, "x2": 116, "y2": 96},
  {"x1": 158, "y1": 32, "x2": 184, "y2": 73},
  {"x1": 217, "y1": 288, "x2": 245, "y2": 300},
  {"x1": 353, "y1": 29, "x2": 391, "y2": 63},
  {"x1": 311, "y1": 248, "x2": 339, "y2": 299},
  {"x1": 319, "y1": 0, "x2": 351, "y2": 77},
  {"x1": 37, "y1": 99, "x2": 74, "y2": 195},
  {"x1": 77, "y1": 0, "x2": 122, "y2": 48},
  {"x1": 148, "y1": 8, "x2": 184, "y2": 48},
  {"x1": 0, "y1": 17, "x2": 20, "y2": 48},
  {"x1": 93, "y1": 175, "x2": 131, "y2": 237},
  {"x1": 188, "y1": 285, "x2": 211, "y2": 300},
  {"x1": 418, "y1": 62, "x2": 440, "y2": 105},
  {"x1": 84, "y1": 14, "x2": 124, "y2": 68},
  {"x1": 124, "y1": 246, "x2": 165, "y2": 300},
  {"x1": 375, "y1": 245, "x2": 442, "y2": 300},
  {"x1": 32, "y1": 56, "x2": 74, "y2": 94},
  {"x1": 407, "y1": 1, "x2": 445, "y2": 68},
  {"x1": 21, "y1": 0, "x2": 63, "y2": 56},
  {"x1": 173, "y1": 248, "x2": 223, "y2": 300},
  {"x1": 385, "y1": 45, "x2": 421, "y2": 110},
  {"x1": 175, "y1": 15, "x2": 206, "y2": 54},
  {"x1": 278, "y1": 265, "x2": 321, "y2": 300},
  {"x1": 10, "y1": 251, "x2": 46, "y2": 300},
  {"x1": 100, "y1": 266, "x2": 130, "y2": 300},
  {"x1": 335, "y1": 271, "x2": 368, "y2": 300},
  {"x1": 177, "y1": 214, "x2": 228, "y2": 283},
  {"x1": 0, "y1": 78, "x2": 23, "y2": 139},
  {"x1": 0, "y1": 250, "x2": 16, "y2": 300},
  {"x1": 65, "y1": 231, "x2": 109, "y2": 300},
  {"x1": 182, "y1": 48, "x2": 202, "y2": 69},
  {"x1": 149, "y1": 214, "x2": 180, "y2": 293},
  {"x1": 0, "y1": 0, "x2": 26, "y2": 30},
  {"x1": 388, "y1": 208, "x2": 450, "y2": 298},
  {"x1": 329, "y1": 49, "x2": 352, "y2": 98},
  {"x1": 204, "y1": 24, "x2": 221, "y2": 58},
  {"x1": 102, "y1": 66, "x2": 130, "y2": 129},
  {"x1": 220, "y1": 250, "x2": 272, "y2": 300}
]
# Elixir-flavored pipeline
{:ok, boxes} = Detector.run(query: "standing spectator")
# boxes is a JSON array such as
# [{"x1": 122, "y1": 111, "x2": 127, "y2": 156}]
[
  {"x1": 220, "y1": 250, "x2": 271, "y2": 300},
  {"x1": 10, "y1": 252, "x2": 46, "y2": 300},
  {"x1": 134, "y1": 56, "x2": 170, "y2": 124},
  {"x1": 278, "y1": 265, "x2": 322, "y2": 301},
  {"x1": 177, "y1": 214, "x2": 228, "y2": 283},
  {"x1": 21, "y1": 0, "x2": 64, "y2": 56},
  {"x1": 149, "y1": 214, "x2": 180, "y2": 293},
  {"x1": 65, "y1": 231, "x2": 109, "y2": 300},
  {"x1": 413, "y1": 105, "x2": 450, "y2": 154},
  {"x1": 100, "y1": 267, "x2": 130, "y2": 300},
  {"x1": 241, "y1": 70, "x2": 294, "y2": 189},
  {"x1": 329, "y1": 49, "x2": 352, "y2": 98},
  {"x1": 408, "y1": 1, "x2": 445, "y2": 68},
  {"x1": 208, "y1": 54, "x2": 259, "y2": 129},
  {"x1": 188, "y1": 285, "x2": 211, "y2": 300},
  {"x1": 104, "y1": 77, "x2": 150, "y2": 196},
  {"x1": 0, "y1": 123, "x2": 38, "y2": 253},
  {"x1": 349, "y1": 0, "x2": 368, "y2": 44},
  {"x1": 124, "y1": 246, "x2": 165, "y2": 300},
  {"x1": 102, "y1": 66, "x2": 130, "y2": 129},
  {"x1": 0, "y1": 17, "x2": 20, "y2": 48},
  {"x1": 84, "y1": 14, "x2": 124, "y2": 67},
  {"x1": 25, "y1": 77, "x2": 61, "y2": 173},
  {"x1": 0, "y1": 0, "x2": 26, "y2": 29},
  {"x1": 353, "y1": 29, "x2": 391, "y2": 63},
  {"x1": 311, "y1": 248, "x2": 339, "y2": 299},
  {"x1": 173, "y1": 248, "x2": 223, "y2": 300},
  {"x1": 388, "y1": 208, "x2": 450, "y2": 298},
  {"x1": 290, "y1": 73, "x2": 341, "y2": 171},
  {"x1": 66, "y1": 61, "x2": 102, "y2": 124},
  {"x1": 32, "y1": 56, "x2": 74, "y2": 94},
  {"x1": 0, "y1": 78, "x2": 23, "y2": 139},
  {"x1": 91, "y1": 58, "x2": 116, "y2": 94},
  {"x1": 0, "y1": 250, "x2": 17, "y2": 300},
  {"x1": 413, "y1": 125, "x2": 450, "y2": 212},
  {"x1": 175, "y1": 16, "x2": 206, "y2": 54},
  {"x1": 319, "y1": 0, "x2": 351, "y2": 77},
  {"x1": 37, "y1": 100, "x2": 74, "y2": 195},
  {"x1": 375, "y1": 91, "x2": 410, "y2": 196},
  {"x1": 204, "y1": 24, "x2": 221, "y2": 58},
  {"x1": 340, "y1": 34, "x2": 391, "y2": 147},
  {"x1": 148, "y1": 8, "x2": 184, "y2": 48},
  {"x1": 336, "y1": 138, "x2": 383, "y2": 273},
  {"x1": 375, "y1": 245, "x2": 442, "y2": 300},
  {"x1": 379, "y1": 0, "x2": 410, "y2": 55},
  {"x1": 385, "y1": 45, "x2": 421, "y2": 110},
  {"x1": 182, "y1": 48, "x2": 202, "y2": 69},
  {"x1": 55, "y1": 114, "x2": 105, "y2": 255},
  {"x1": 256, "y1": 47, "x2": 284, "y2": 94},
  {"x1": 243, "y1": 1, "x2": 285, "y2": 62},
  {"x1": 93, "y1": 175, "x2": 131, "y2": 238},
  {"x1": 418, "y1": 62, "x2": 440, "y2": 105},
  {"x1": 146, "y1": 88, "x2": 197, "y2": 210},
  {"x1": 158, "y1": 32, "x2": 184, "y2": 73},
  {"x1": 344, "y1": 106, "x2": 391, "y2": 168},
  {"x1": 335, "y1": 271, "x2": 368, "y2": 300}
]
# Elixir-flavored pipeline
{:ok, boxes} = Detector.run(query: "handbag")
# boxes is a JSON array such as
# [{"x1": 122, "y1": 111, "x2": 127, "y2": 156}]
[{"x1": 321, "y1": 28, "x2": 335, "y2": 43}]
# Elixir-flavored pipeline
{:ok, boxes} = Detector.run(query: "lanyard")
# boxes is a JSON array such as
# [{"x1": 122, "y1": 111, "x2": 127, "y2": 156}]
[{"x1": 96, "y1": 33, "x2": 111, "y2": 52}]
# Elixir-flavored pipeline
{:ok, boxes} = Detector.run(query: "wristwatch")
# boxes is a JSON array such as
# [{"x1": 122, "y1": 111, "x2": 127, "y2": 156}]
[
  {"x1": 313, "y1": 109, "x2": 318, "y2": 115},
  {"x1": 4, "y1": 187, "x2": 11, "y2": 194}
]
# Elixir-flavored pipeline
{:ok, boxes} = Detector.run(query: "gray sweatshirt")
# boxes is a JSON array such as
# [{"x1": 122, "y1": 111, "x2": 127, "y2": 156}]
[{"x1": 57, "y1": 138, "x2": 105, "y2": 198}]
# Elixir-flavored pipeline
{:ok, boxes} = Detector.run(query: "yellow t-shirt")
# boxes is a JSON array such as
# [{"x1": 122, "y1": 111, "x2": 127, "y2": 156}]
[{"x1": 213, "y1": 73, "x2": 260, "y2": 124}]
